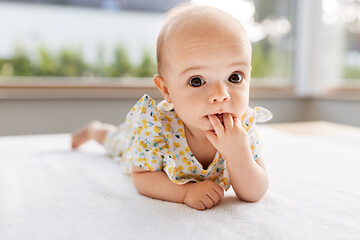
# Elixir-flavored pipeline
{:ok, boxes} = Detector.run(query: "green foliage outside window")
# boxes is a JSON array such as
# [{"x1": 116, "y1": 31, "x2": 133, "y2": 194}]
[
  {"x1": 0, "y1": 43, "x2": 290, "y2": 80},
  {"x1": 0, "y1": 44, "x2": 158, "y2": 79},
  {"x1": 251, "y1": 43, "x2": 292, "y2": 79},
  {"x1": 1, "y1": 42, "x2": 356, "y2": 81}
]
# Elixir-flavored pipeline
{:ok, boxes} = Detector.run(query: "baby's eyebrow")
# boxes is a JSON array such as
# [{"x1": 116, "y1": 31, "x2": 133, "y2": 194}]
[
  {"x1": 180, "y1": 65, "x2": 206, "y2": 76},
  {"x1": 228, "y1": 61, "x2": 251, "y2": 68},
  {"x1": 180, "y1": 61, "x2": 250, "y2": 76}
]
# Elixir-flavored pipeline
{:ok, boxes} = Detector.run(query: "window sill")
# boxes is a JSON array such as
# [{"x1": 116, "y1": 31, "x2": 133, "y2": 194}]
[
  {"x1": 0, "y1": 82, "x2": 161, "y2": 99},
  {"x1": 320, "y1": 87, "x2": 360, "y2": 101},
  {"x1": 0, "y1": 78, "x2": 160, "y2": 99}
]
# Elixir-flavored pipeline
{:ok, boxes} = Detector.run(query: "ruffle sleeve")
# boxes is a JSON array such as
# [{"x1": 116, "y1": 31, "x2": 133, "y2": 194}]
[
  {"x1": 253, "y1": 106, "x2": 273, "y2": 123},
  {"x1": 241, "y1": 106, "x2": 272, "y2": 161},
  {"x1": 126, "y1": 94, "x2": 168, "y2": 171}
]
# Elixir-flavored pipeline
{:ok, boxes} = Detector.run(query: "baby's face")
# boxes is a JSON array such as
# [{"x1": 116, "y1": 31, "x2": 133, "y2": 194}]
[{"x1": 159, "y1": 14, "x2": 252, "y2": 134}]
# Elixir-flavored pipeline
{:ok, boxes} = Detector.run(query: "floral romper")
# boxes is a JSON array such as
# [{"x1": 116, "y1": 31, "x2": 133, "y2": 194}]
[{"x1": 104, "y1": 94, "x2": 272, "y2": 190}]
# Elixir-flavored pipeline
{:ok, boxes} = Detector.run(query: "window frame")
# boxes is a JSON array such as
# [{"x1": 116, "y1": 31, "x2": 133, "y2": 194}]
[{"x1": 294, "y1": 0, "x2": 360, "y2": 97}]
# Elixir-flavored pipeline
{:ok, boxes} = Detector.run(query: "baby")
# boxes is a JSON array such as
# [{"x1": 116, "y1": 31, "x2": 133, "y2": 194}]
[{"x1": 72, "y1": 4, "x2": 272, "y2": 211}]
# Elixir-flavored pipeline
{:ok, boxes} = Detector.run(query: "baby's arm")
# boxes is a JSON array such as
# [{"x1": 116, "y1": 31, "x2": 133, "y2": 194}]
[
  {"x1": 227, "y1": 155, "x2": 269, "y2": 202},
  {"x1": 72, "y1": 122, "x2": 224, "y2": 210},
  {"x1": 132, "y1": 166, "x2": 224, "y2": 211},
  {"x1": 206, "y1": 114, "x2": 268, "y2": 202},
  {"x1": 71, "y1": 121, "x2": 117, "y2": 149}
]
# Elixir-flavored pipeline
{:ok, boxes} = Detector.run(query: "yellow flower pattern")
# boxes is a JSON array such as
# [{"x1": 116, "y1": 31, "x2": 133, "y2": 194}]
[{"x1": 103, "y1": 94, "x2": 272, "y2": 190}]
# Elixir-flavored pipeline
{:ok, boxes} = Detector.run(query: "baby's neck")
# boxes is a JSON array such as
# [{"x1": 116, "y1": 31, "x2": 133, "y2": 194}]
[
  {"x1": 184, "y1": 124, "x2": 217, "y2": 169},
  {"x1": 183, "y1": 124, "x2": 208, "y2": 142}
]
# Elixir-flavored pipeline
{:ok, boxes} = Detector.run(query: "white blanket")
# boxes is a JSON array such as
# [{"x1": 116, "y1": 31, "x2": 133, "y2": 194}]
[{"x1": 1, "y1": 125, "x2": 359, "y2": 239}]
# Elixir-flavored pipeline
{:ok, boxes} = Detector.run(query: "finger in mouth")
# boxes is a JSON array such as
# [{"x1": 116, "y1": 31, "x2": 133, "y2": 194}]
[{"x1": 215, "y1": 113, "x2": 224, "y2": 125}]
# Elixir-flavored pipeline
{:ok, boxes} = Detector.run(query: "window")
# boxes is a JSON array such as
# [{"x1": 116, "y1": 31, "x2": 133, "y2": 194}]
[
  {"x1": 322, "y1": 0, "x2": 360, "y2": 86},
  {"x1": 0, "y1": 0, "x2": 359, "y2": 96},
  {"x1": 0, "y1": 1, "x2": 166, "y2": 82},
  {"x1": 0, "y1": 0, "x2": 295, "y2": 86},
  {"x1": 293, "y1": 0, "x2": 360, "y2": 96}
]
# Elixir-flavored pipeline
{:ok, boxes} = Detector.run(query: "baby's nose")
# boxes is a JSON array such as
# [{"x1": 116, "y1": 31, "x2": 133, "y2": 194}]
[{"x1": 209, "y1": 85, "x2": 230, "y2": 103}]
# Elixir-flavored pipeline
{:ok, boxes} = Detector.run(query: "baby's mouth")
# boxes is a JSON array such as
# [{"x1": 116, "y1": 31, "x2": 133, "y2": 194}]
[
  {"x1": 215, "y1": 113, "x2": 224, "y2": 124},
  {"x1": 206, "y1": 113, "x2": 224, "y2": 125}
]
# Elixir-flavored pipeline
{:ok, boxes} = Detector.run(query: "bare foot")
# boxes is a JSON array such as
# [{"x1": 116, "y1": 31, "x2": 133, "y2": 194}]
[{"x1": 71, "y1": 121, "x2": 101, "y2": 149}]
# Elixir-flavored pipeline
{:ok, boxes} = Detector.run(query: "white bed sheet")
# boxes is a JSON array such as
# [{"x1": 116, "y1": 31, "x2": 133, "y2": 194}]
[{"x1": 0, "y1": 125, "x2": 359, "y2": 240}]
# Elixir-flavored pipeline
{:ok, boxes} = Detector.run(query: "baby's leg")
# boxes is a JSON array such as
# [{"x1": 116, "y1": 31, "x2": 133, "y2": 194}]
[{"x1": 71, "y1": 121, "x2": 116, "y2": 149}]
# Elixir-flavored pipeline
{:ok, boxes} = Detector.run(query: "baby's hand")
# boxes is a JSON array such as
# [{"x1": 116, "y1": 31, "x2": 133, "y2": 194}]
[
  {"x1": 184, "y1": 181, "x2": 224, "y2": 211},
  {"x1": 71, "y1": 121, "x2": 113, "y2": 149},
  {"x1": 206, "y1": 113, "x2": 249, "y2": 160}
]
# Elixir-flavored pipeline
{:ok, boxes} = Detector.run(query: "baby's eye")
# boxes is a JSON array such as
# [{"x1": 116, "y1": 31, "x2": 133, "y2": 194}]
[
  {"x1": 228, "y1": 72, "x2": 244, "y2": 84},
  {"x1": 188, "y1": 77, "x2": 205, "y2": 87}
]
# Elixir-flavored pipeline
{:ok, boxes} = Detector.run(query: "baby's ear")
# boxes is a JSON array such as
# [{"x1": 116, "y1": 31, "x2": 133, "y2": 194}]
[{"x1": 153, "y1": 74, "x2": 172, "y2": 103}]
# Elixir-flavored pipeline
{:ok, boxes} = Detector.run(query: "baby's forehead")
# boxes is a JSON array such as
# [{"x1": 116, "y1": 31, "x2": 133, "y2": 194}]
[
  {"x1": 169, "y1": 7, "x2": 245, "y2": 37},
  {"x1": 163, "y1": 6, "x2": 250, "y2": 50},
  {"x1": 157, "y1": 5, "x2": 251, "y2": 77}
]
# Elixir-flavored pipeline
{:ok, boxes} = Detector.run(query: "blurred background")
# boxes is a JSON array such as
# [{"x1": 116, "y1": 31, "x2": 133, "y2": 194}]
[{"x1": 0, "y1": 0, "x2": 359, "y2": 136}]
